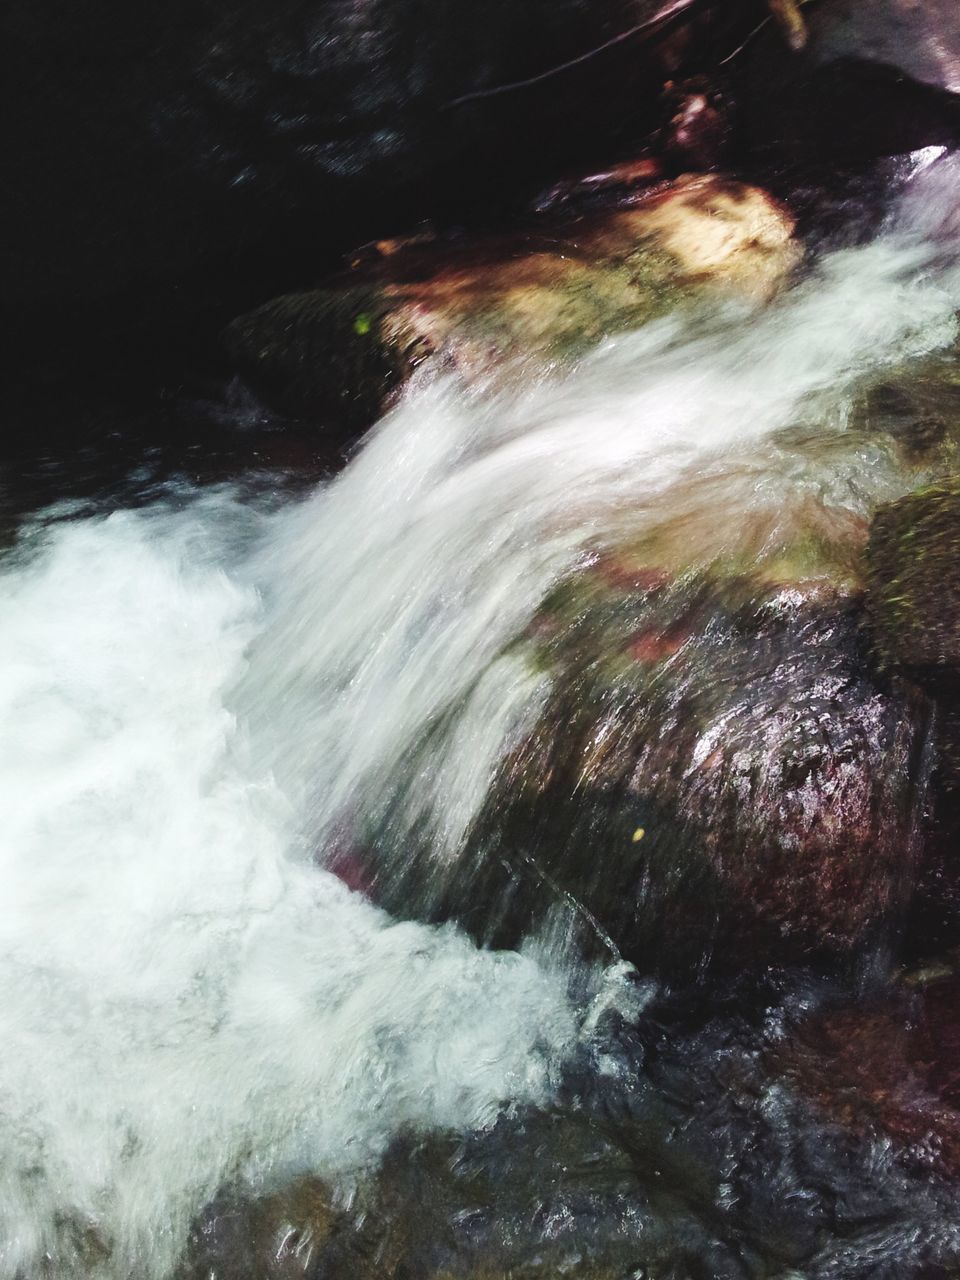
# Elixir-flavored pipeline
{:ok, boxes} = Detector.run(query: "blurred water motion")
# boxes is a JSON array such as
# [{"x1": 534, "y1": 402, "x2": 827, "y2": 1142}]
[{"x1": 3, "y1": 158, "x2": 960, "y2": 1278}]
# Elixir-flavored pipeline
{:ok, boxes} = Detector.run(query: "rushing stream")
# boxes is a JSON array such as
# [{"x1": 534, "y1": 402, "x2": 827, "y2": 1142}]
[{"x1": 4, "y1": 157, "x2": 960, "y2": 1278}]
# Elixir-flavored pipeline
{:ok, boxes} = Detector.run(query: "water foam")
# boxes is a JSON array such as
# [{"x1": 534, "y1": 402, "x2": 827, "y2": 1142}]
[{"x1": 0, "y1": 502, "x2": 578, "y2": 1278}]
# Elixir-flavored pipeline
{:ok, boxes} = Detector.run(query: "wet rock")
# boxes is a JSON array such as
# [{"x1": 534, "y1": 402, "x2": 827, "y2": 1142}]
[
  {"x1": 222, "y1": 285, "x2": 416, "y2": 429},
  {"x1": 738, "y1": 0, "x2": 960, "y2": 168},
  {"x1": 182, "y1": 1103, "x2": 776, "y2": 1279},
  {"x1": 809, "y1": 0, "x2": 960, "y2": 98},
  {"x1": 865, "y1": 478, "x2": 960, "y2": 954},
  {"x1": 772, "y1": 974, "x2": 960, "y2": 1183},
  {"x1": 223, "y1": 176, "x2": 799, "y2": 422},
  {"x1": 182, "y1": 978, "x2": 960, "y2": 1278},
  {"x1": 374, "y1": 572, "x2": 924, "y2": 974},
  {"x1": 184, "y1": 1178, "x2": 337, "y2": 1279},
  {"x1": 532, "y1": 156, "x2": 665, "y2": 215},
  {"x1": 866, "y1": 479, "x2": 960, "y2": 682},
  {"x1": 526, "y1": 598, "x2": 919, "y2": 968}
]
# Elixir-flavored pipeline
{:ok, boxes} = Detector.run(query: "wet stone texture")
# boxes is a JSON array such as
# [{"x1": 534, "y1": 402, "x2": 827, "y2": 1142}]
[
  {"x1": 865, "y1": 476, "x2": 960, "y2": 956},
  {"x1": 866, "y1": 479, "x2": 960, "y2": 682},
  {"x1": 772, "y1": 974, "x2": 960, "y2": 1185},
  {"x1": 181, "y1": 974, "x2": 960, "y2": 1279},
  {"x1": 809, "y1": 0, "x2": 960, "y2": 98},
  {"x1": 739, "y1": 0, "x2": 960, "y2": 171},
  {"x1": 371, "y1": 576, "x2": 926, "y2": 977}
]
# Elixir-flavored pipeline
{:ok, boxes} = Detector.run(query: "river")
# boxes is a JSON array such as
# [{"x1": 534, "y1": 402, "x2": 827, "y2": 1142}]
[{"x1": 2, "y1": 155, "x2": 960, "y2": 1278}]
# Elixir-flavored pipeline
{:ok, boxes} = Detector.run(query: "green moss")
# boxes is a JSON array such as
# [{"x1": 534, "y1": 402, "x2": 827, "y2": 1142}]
[
  {"x1": 865, "y1": 477, "x2": 960, "y2": 675},
  {"x1": 222, "y1": 285, "x2": 405, "y2": 426}
]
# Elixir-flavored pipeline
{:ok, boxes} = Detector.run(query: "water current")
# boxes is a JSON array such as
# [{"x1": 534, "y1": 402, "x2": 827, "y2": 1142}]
[{"x1": 3, "y1": 155, "x2": 960, "y2": 1277}]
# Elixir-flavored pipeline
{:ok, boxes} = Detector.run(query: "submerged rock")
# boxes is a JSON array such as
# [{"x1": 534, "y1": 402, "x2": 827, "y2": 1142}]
[
  {"x1": 772, "y1": 971, "x2": 960, "y2": 1184},
  {"x1": 223, "y1": 175, "x2": 799, "y2": 423},
  {"x1": 185, "y1": 1179, "x2": 337, "y2": 1280},
  {"x1": 181, "y1": 975, "x2": 960, "y2": 1279}
]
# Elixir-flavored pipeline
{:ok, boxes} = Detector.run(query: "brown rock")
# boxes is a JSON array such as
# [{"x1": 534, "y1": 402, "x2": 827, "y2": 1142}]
[{"x1": 223, "y1": 175, "x2": 799, "y2": 422}]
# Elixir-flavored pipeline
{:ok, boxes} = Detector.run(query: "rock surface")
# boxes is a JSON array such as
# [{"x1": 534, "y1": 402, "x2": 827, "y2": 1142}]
[
  {"x1": 866, "y1": 479, "x2": 960, "y2": 680},
  {"x1": 180, "y1": 974, "x2": 960, "y2": 1279},
  {"x1": 223, "y1": 175, "x2": 799, "y2": 423},
  {"x1": 367, "y1": 566, "x2": 925, "y2": 974},
  {"x1": 773, "y1": 971, "x2": 960, "y2": 1183},
  {"x1": 810, "y1": 0, "x2": 960, "y2": 97},
  {"x1": 738, "y1": 0, "x2": 960, "y2": 169}
]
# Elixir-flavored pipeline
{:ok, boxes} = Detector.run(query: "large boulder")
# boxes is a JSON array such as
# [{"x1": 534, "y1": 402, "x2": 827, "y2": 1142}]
[
  {"x1": 367, "y1": 570, "x2": 924, "y2": 975},
  {"x1": 223, "y1": 175, "x2": 799, "y2": 424}
]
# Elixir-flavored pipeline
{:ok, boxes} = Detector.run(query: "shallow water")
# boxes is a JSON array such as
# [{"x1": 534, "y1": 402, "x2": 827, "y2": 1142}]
[{"x1": 4, "y1": 157, "x2": 960, "y2": 1278}]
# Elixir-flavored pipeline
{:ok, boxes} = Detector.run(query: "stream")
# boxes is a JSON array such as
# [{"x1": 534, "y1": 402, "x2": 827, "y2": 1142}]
[{"x1": 3, "y1": 156, "x2": 960, "y2": 1279}]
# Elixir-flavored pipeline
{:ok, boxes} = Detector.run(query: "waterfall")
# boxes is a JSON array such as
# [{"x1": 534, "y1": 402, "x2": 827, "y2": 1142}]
[{"x1": 1, "y1": 155, "x2": 959, "y2": 1277}]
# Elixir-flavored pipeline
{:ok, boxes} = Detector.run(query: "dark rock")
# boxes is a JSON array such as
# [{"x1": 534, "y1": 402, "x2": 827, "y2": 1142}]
[
  {"x1": 866, "y1": 480, "x2": 960, "y2": 682},
  {"x1": 222, "y1": 286, "x2": 414, "y2": 429},
  {"x1": 772, "y1": 973, "x2": 960, "y2": 1182},
  {"x1": 737, "y1": 0, "x2": 960, "y2": 170},
  {"x1": 865, "y1": 480, "x2": 960, "y2": 957},
  {"x1": 373, "y1": 581, "x2": 925, "y2": 975},
  {"x1": 810, "y1": 0, "x2": 960, "y2": 98},
  {"x1": 181, "y1": 977, "x2": 960, "y2": 1278},
  {"x1": 2, "y1": 0, "x2": 759, "y2": 385}
]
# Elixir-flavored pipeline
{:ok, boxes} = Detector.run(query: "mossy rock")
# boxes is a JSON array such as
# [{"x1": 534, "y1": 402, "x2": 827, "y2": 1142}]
[
  {"x1": 223, "y1": 176, "x2": 798, "y2": 424},
  {"x1": 222, "y1": 285, "x2": 416, "y2": 428},
  {"x1": 865, "y1": 478, "x2": 960, "y2": 681}
]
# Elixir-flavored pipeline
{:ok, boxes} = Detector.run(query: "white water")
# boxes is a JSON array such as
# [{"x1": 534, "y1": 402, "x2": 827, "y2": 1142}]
[{"x1": 1, "y1": 157, "x2": 960, "y2": 1278}]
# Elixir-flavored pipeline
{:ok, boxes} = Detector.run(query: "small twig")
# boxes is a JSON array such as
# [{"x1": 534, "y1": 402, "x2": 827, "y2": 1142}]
[
  {"x1": 444, "y1": 0, "x2": 702, "y2": 109},
  {"x1": 717, "y1": 12, "x2": 772, "y2": 65},
  {"x1": 515, "y1": 852, "x2": 623, "y2": 961}
]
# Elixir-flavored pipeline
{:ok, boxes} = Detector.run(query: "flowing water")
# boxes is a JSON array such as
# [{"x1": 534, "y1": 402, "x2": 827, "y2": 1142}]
[{"x1": 4, "y1": 157, "x2": 960, "y2": 1278}]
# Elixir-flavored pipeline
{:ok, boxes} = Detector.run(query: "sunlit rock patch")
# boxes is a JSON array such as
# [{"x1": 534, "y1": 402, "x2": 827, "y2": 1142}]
[{"x1": 222, "y1": 175, "x2": 799, "y2": 423}]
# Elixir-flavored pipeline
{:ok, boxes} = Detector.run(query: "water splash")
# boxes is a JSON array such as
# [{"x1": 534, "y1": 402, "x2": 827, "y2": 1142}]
[
  {"x1": 243, "y1": 221, "x2": 960, "y2": 864},
  {"x1": 0, "y1": 502, "x2": 579, "y2": 1279}
]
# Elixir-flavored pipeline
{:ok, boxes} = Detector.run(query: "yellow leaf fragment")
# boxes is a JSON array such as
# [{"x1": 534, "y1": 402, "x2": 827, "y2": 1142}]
[{"x1": 767, "y1": 0, "x2": 808, "y2": 51}]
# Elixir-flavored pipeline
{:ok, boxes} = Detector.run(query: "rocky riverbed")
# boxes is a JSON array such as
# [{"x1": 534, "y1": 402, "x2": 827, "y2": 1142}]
[{"x1": 6, "y1": 4, "x2": 960, "y2": 1280}]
